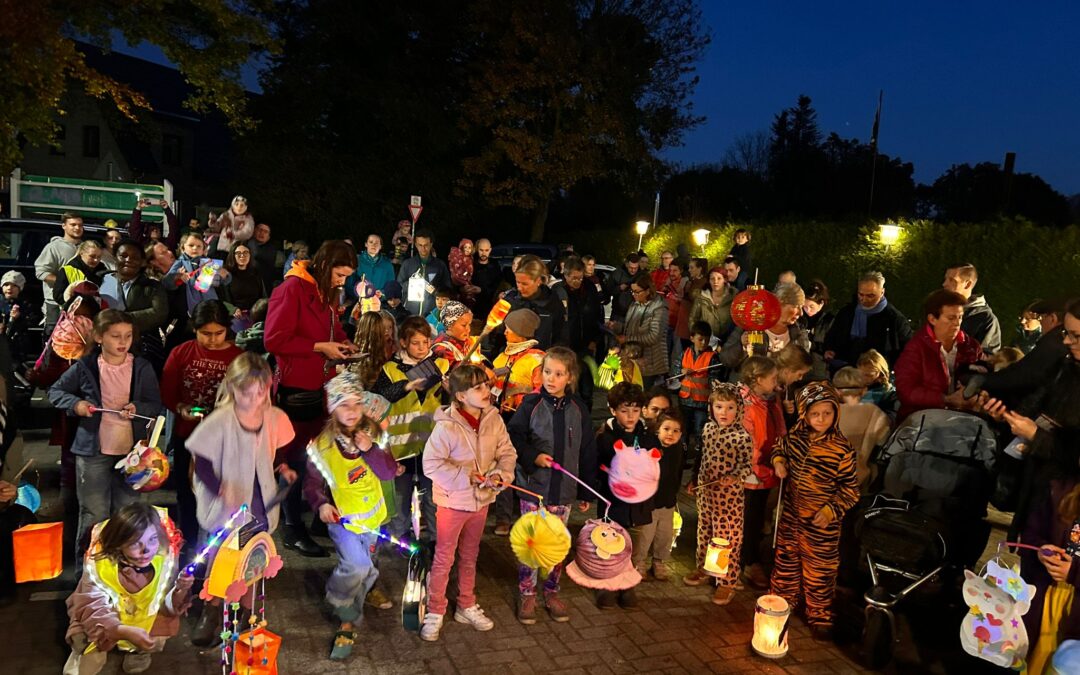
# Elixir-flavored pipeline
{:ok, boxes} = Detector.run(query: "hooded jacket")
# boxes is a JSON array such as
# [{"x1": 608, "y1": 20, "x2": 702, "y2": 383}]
[
  {"x1": 422, "y1": 404, "x2": 517, "y2": 512},
  {"x1": 740, "y1": 383, "x2": 785, "y2": 490},
  {"x1": 689, "y1": 286, "x2": 735, "y2": 341},
  {"x1": 508, "y1": 388, "x2": 596, "y2": 506},
  {"x1": 347, "y1": 251, "x2": 395, "y2": 298},
  {"x1": 961, "y1": 294, "x2": 1002, "y2": 355},
  {"x1": 34, "y1": 236, "x2": 80, "y2": 308},
  {"x1": 894, "y1": 324, "x2": 984, "y2": 422}
]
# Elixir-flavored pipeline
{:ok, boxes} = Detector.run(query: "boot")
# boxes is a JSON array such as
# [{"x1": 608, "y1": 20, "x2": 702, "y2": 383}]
[
  {"x1": 283, "y1": 523, "x2": 327, "y2": 558},
  {"x1": 596, "y1": 590, "x2": 618, "y2": 609}
]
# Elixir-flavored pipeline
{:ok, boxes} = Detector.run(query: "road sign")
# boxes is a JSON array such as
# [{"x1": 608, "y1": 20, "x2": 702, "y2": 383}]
[
  {"x1": 410, "y1": 195, "x2": 422, "y2": 207},
  {"x1": 409, "y1": 204, "x2": 423, "y2": 223}
]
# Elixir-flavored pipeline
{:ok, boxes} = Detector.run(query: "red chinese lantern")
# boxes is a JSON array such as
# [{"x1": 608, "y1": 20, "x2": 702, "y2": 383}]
[{"x1": 731, "y1": 286, "x2": 781, "y2": 331}]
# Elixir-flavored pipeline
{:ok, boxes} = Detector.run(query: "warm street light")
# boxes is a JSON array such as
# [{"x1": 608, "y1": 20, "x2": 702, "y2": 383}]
[
  {"x1": 635, "y1": 220, "x2": 650, "y2": 251},
  {"x1": 878, "y1": 222, "x2": 902, "y2": 248},
  {"x1": 692, "y1": 228, "x2": 710, "y2": 251}
]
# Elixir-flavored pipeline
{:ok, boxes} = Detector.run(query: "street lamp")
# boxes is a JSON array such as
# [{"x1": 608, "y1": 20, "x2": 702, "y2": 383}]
[
  {"x1": 692, "y1": 228, "x2": 710, "y2": 252},
  {"x1": 635, "y1": 220, "x2": 650, "y2": 251},
  {"x1": 878, "y1": 222, "x2": 902, "y2": 248}
]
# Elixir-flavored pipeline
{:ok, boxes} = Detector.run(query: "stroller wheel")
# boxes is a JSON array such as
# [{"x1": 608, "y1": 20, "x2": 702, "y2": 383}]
[{"x1": 862, "y1": 607, "x2": 893, "y2": 669}]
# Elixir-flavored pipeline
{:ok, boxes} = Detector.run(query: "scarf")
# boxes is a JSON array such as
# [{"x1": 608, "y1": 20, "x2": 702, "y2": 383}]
[
  {"x1": 503, "y1": 338, "x2": 540, "y2": 356},
  {"x1": 850, "y1": 296, "x2": 888, "y2": 339}
]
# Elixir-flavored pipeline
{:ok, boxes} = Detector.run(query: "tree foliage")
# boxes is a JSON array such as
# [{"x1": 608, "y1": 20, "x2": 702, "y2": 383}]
[
  {"x1": 920, "y1": 161, "x2": 1072, "y2": 226},
  {"x1": 0, "y1": 0, "x2": 276, "y2": 173}
]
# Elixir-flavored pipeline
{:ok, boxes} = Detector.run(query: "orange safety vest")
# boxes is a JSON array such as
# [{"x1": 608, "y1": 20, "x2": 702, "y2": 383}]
[{"x1": 679, "y1": 349, "x2": 713, "y2": 404}]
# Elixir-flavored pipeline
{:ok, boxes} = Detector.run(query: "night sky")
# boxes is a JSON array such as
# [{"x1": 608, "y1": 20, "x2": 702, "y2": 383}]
[
  {"x1": 666, "y1": 1, "x2": 1080, "y2": 195},
  {"x1": 118, "y1": 1, "x2": 1080, "y2": 195}
]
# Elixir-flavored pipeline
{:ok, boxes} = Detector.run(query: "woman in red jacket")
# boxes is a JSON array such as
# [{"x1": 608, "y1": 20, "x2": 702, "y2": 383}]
[
  {"x1": 894, "y1": 289, "x2": 984, "y2": 422},
  {"x1": 265, "y1": 239, "x2": 358, "y2": 556}
]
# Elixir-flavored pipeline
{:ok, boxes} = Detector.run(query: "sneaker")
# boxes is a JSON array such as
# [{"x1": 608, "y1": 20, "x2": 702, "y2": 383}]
[
  {"x1": 617, "y1": 587, "x2": 639, "y2": 609},
  {"x1": 419, "y1": 612, "x2": 444, "y2": 641},
  {"x1": 712, "y1": 585, "x2": 735, "y2": 606},
  {"x1": 122, "y1": 653, "x2": 152, "y2": 674},
  {"x1": 494, "y1": 520, "x2": 511, "y2": 536},
  {"x1": 454, "y1": 604, "x2": 494, "y2": 631},
  {"x1": 742, "y1": 563, "x2": 769, "y2": 590},
  {"x1": 365, "y1": 587, "x2": 393, "y2": 610},
  {"x1": 652, "y1": 562, "x2": 670, "y2": 581},
  {"x1": 683, "y1": 569, "x2": 710, "y2": 586},
  {"x1": 517, "y1": 595, "x2": 538, "y2": 625},
  {"x1": 544, "y1": 592, "x2": 570, "y2": 622},
  {"x1": 810, "y1": 624, "x2": 834, "y2": 643},
  {"x1": 596, "y1": 590, "x2": 618, "y2": 609},
  {"x1": 636, "y1": 565, "x2": 653, "y2": 581}
]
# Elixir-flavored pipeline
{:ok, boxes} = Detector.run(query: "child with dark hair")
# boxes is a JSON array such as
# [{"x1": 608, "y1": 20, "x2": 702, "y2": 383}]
[
  {"x1": 426, "y1": 289, "x2": 455, "y2": 335},
  {"x1": 641, "y1": 386, "x2": 673, "y2": 431},
  {"x1": 677, "y1": 320, "x2": 723, "y2": 459},
  {"x1": 630, "y1": 410, "x2": 684, "y2": 581},
  {"x1": 594, "y1": 382, "x2": 660, "y2": 609},
  {"x1": 381, "y1": 280, "x2": 408, "y2": 325},
  {"x1": 235, "y1": 298, "x2": 270, "y2": 354}
]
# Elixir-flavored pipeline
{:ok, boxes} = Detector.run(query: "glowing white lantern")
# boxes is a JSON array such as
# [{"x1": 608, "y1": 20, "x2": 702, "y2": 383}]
[{"x1": 751, "y1": 594, "x2": 790, "y2": 659}]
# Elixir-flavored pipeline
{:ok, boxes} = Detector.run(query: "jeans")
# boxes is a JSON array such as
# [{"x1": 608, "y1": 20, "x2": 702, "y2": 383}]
[
  {"x1": 518, "y1": 502, "x2": 571, "y2": 596},
  {"x1": 388, "y1": 471, "x2": 438, "y2": 542},
  {"x1": 426, "y1": 505, "x2": 488, "y2": 615},
  {"x1": 76, "y1": 453, "x2": 139, "y2": 560},
  {"x1": 326, "y1": 525, "x2": 379, "y2": 623},
  {"x1": 630, "y1": 506, "x2": 676, "y2": 569}
]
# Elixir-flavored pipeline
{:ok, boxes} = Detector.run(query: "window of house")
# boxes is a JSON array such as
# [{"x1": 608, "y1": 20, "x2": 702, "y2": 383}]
[
  {"x1": 82, "y1": 125, "x2": 100, "y2": 158},
  {"x1": 50, "y1": 124, "x2": 66, "y2": 155},
  {"x1": 162, "y1": 134, "x2": 183, "y2": 166}
]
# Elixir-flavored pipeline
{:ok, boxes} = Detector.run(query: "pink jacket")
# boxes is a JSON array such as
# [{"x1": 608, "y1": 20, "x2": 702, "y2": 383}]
[
  {"x1": 422, "y1": 405, "x2": 517, "y2": 511},
  {"x1": 265, "y1": 267, "x2": 348, "y2": 390}
]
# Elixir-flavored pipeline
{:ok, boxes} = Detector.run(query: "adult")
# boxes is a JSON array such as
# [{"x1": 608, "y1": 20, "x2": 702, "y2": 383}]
[
  {"x1": 943, "y1": 263, "x2": 1002, "y2": 354},
  {"x1": 500, "y1": 255, "x2": 566, "y2": 351},
  {"x1": 98, "y1": 240, "x2": 169, "y2": 370},
  {"x1": 661, "y1": 258, "x2": 688, "y2": 339},
  {"x1": 470, "y1": 239, "x2": 503, "y2": 319},
  {"x1": 651, "y1": 251, "x2": 675, "y2": 291},
  {"x1": 675, "y1": 258, "x2": 709, "y2": 348},
  {"x1": 554, "y1": 257, "x2": 603, "y2": 402},
  {"x1": 52, "y1": 241, "x2": 108, "y2": 307},
  {"x1": 34, "y1": 212, "x2": 83, "y2": 335},
  {"x1": 688, "y1": 266, "x2": 735, "y2": 342},
  {"x1": 720, "y1": 283, "x2": 810, "y2": 374},
  {"x1": 396, "y1": 229, "x2": 450, "y2": 318},
  {"x1": 265, "y1": 240, "x2": 358, "y2": 557},
  {"x1": 981, "y1": 298, "x2": 1070, "y2": 408},
  {"x1": 824, "y1": 271, "x2": 913, "y2": 368},
  {"x1": 612, "y1": 273, "x2": 667, "y2": 386},
  {"x1": 637, "y1": 252, "x2": 650, "y2": 271},
  {"x1": 894, "y1": 289, "x2": 984, "y2": 422},
  {"x1": 100, "y1": 227, "x2": 123, "y2": 271},
  {"x1": 603, "y1": 253, "x2": 641, "y2": 325},
  {"x1": 130, "y1": 198, "x2": 180, "y2": 250},
  {"x1": 248, "y1": 222, "x2": 280, "y2": 290},
  {"x1": 799, "y1": 279, "x2": 835, "y2": 358},
  {"x1": 220, "y1": 242, "x2": 268, "y2": 330},
  {"x1": 347, "y1": 233, "x2": 395, "y2": 300},
  {"x1": 722, "y1": 256, "x2": 748, "y2": 292},
  {"x1": 447, "y1": 238, "x2": 480, "y2": 305}
]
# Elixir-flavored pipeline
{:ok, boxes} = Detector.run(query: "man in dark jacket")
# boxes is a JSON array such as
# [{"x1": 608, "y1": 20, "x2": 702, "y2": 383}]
[
  {"x1": 824, "y1": 271, "x2": 913, "y2": 368},
  {"x1": 554, "y1": 257, "x2": 603, "y2": 402},
  {"x1": 981, "y1": 298, "x2": 1069, "y2": 408},
  {"x1": 248, "y1": 222, "x2": 280, "y2": 290},
  {"x1": 471, "y1": 238, "x2": 503, "y2": 319},
  {"x1": 396, "y1": 229, "x2": 450, "y2": 317},
  {"x1": 943, "y1": 263, "x2": 1002, "y2": 354},
  {"x1": 723, "y1": 256, "x2": 749, "y2": 291}
]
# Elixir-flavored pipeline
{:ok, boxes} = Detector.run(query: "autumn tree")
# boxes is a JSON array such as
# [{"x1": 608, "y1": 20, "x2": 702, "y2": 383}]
[{"x1": 0, "y1": 0, "x2": 276, "y2": 173}]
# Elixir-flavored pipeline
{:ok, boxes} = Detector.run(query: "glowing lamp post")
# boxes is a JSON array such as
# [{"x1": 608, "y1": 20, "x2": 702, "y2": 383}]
[
  {"x1": 703, "y1": 537, "x2": 731, "y2": 577},
  {"x1": 692, "y1": 228, "x2": 710, "y2": 253},
  {"x1": 635, "y1": 220, "x2": 650, "y2": 251},
  {"x1": 751, "y1": 594, "x2": 791, "y2": 659},
  {"x1": 878, "y1": 222, "x2": 902, "y2": 248}
]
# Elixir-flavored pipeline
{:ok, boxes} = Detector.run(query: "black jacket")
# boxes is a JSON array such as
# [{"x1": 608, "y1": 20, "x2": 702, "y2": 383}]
[
  {"x1": 497, "y1": 285, "x2": 566, "y2": 352},
  {"x1": 595, "y1": 419, "x2": 661, "y2": 529},
  {"x1": 961, "y1": 294, "x2": 1002, "y2": 355},
  {"x1": 470, "y1": 259, "x2": 504, "y2": 318},
  {"x1": 602, "y1": 265, "x2": 636, "y2": 322},
  {"x1": 824, "y1": 300, "x2": 913, "y2": 367},
  {"x1": 653, "y1": 440, "x2": 685, "y2": 509},
  {"x1": 508, "y1": 389, "x2": 596, "y2": 506},
  {"x1": 556, "y1": 281, "x2": 603, "y2": 353},
  {"x1": 983, "y1": 326, "x2": 1068, "y2": 408},
  {"x1": 102, "y1": 272, "x2": 168, "y2": 333}
]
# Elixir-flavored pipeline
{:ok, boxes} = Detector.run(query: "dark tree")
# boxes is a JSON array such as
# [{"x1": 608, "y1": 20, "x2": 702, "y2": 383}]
[
  {"x1": 925, "y1": 162, "x2": 1072, "y2": 226},
  {"x1": 768, "y1": 94, "x2": 828, "y2": 216}
]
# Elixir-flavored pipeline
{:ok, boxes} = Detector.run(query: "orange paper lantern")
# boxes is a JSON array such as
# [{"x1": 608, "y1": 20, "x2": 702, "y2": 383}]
[
  {"x1": 234, "y1": 628, "x2": 281, "y2": 675},
  {"x1": 486, "y1": 299, "x2": 512, "y2": 328},
  {"x1": 14, "y1": 522, "x2": 63, "y2": 583}
]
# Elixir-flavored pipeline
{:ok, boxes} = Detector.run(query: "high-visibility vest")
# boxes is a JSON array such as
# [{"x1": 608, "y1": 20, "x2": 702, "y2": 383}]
[
  {"x1": 307, "y1": 436, "x2": 387, "y2": 534},
  {"x1": 679, "y1": 349, "x2": 713, "y2": 404},
  {"x1": 62, "y1": 264, "x2": 88, "y2": 286},
  {"x1": 383, "y1": 358, "x2": 448, "y2": 460},
  {"x1": 492, "y1": 348, "x2": 545, "y2": 412}
]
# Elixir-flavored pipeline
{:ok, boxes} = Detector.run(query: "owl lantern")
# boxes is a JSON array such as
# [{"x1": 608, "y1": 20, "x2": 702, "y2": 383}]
[{"x1": 565, "y1": 519, "x2": 641, "y2": 591}]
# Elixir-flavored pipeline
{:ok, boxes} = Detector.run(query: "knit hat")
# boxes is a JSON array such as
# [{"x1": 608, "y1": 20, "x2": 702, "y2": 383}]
[
  {"x1": 324, "y1": 371, "x2": 365, "y2": 413},
  {"x1": 383, "y1": 280, "x2": 403, "y2": 300},
  {"x1": 1, "y1": 270, "x2": 26, "y2": 290},
  {"x1": 440, "y1": 301, "x2": 470, "y2": 328},
  {"x1": 565, "y1": 519, "x2": 641, "y2": 591},
  {"x1": 503, "y1": 309, "x2": 540, "y2": 339}
]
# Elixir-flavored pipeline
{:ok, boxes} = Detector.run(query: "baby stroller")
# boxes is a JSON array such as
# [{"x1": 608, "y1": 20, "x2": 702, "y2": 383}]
[{"x1": 857, "y1": 408, "x2": 997, "y2": 668}]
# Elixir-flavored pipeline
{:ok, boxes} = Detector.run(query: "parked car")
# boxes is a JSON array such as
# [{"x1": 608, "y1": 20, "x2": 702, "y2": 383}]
[{"x1": 489, "y1": 243, "x2": 559, "y2": 270}]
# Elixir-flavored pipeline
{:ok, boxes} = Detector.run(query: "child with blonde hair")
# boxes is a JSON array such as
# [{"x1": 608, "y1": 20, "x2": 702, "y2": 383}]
[
  {"x1": 857, "y1": 349, "x2": 899, "y2": 422},
  {"x1": 685, "y1": 383, "x2": 754, "y2": 605},
  {"x1": 833, "y1": 367, "x2": 891, "y2": 492}
]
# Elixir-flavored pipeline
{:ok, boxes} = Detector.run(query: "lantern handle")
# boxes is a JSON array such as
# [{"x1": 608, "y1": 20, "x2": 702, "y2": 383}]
[{"x1": 550, "y1": 461, "x2": 611, "y2": 510}]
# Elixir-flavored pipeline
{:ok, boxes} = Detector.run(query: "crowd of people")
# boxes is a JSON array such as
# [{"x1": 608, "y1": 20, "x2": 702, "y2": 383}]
[{"x1": 0, "y1": 208, "x2": 1078, "y2": 672}]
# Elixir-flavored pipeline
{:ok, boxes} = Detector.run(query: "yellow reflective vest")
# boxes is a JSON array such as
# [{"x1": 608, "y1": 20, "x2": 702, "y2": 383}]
[
  {"x1": 307, "y1": 435, "x2": 388, "y2": 534},
  {"x1": 383, "y1": 358, "x2": 448, "y2": 460}
]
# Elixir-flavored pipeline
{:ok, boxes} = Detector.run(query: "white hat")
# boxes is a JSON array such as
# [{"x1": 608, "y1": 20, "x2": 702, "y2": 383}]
[{"x1": 1, "y1": 271, "x2": 26, "y2": 290}]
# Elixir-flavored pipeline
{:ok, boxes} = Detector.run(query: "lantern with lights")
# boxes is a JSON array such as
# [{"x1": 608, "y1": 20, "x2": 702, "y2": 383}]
[
  {"x1": 703, "y1": 537, "x2": 732, "y2": 577},
  {"x1": 751, "y1": 594, "x2": 791, "y2": 659}
]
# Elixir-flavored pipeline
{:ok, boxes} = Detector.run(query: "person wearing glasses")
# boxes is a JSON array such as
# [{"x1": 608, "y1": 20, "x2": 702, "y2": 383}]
[
  {"x1": 221, "y1": 242, "x2": 268, "y2": 333},
  {"x1": 608, "y1": 273, "x2": 668, "y2": 387}
]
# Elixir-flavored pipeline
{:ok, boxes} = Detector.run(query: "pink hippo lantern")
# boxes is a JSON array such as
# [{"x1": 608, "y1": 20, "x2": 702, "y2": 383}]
[{"x1": 606, "y1": 439, "x2": 661, "y2": 504}]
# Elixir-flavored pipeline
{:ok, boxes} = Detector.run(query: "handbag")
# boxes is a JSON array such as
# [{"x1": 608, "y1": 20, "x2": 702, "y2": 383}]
[{"x1": 276, "y1": 387, "x2": 324, "y2": 422}]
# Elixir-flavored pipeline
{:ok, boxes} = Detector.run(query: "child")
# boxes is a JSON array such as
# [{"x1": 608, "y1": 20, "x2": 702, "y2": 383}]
[
  {"x1": 509, "y1": 347, "x2": 596, "y2": 623},
  {"x1": 64, "y1": 503, "x2": 192, "y2": 675},
  {"x1": 833, "y1": 367, "x2": 891, "y2": 493},
  {"x1": 303, "y1": 372, "x2": 399, "y2": 660},
  {"x1": 616, "y1": 341, "x2": 645, "y2": 387},
  {"x1": 48, "y1": 309, "x2": 163, "y2": 561},
  {"x1": 421, "y1": 365, "x2": 517, "y2": 641},
  {"x1": 492, "y1": 309, "x2": 546, "y2": 414},
  {"x1": 282, "y1": 240, "x2": 310, "y2": 277},
  {"x1": 431, "y1": 301, "x2": 476, "y2": 370},
  {"x1": 185, "y1": 353, "x2": 297, "y2": 646},
  {"x1": 372, "y1": 317, "x2": 449, "y2": 541},
  {"x1": 163, "y1": 233, "x2": 231, "y2": 316},
  {"x1": 595, "y1": 382, "x2": 661, "y2": 609},
  {"x1": 235, "y1": 298, "x2": 270, "y2": 354},
  {"x1": 857, "y1": 349, "x2": 899, "y2": 422},
  {"x1": 352, "y1": 311, "x2": 391, "y2": 389},
  {"x1": 641, "y1": 387, "x2": 673, "y2": 431},
  {"x1": 426, "y1": 290, "x2": 454, "y2": 335},
  {"x1": 631, "y1": 410, "x2": 684, "y2": 581},
  {"x1": 677, "y1": 321, "x2": 723, "y2": 453},
  {"x1": 773, "y1": 343, "x2": 813, "y2": 427},
  {"x1": 737, "y1": 356, "x2": 784, "y2": 590},
  {"x1": 989, "y1": 346, "x2": 1024, "y2": 372},
  {"x1": 160, "y1": 299, "x2": 244, "y2": 553},
  {"x1": 771, "y1": 382, "x2": 859, "y2": 642},
  {"x1": 685, "y1": 383, "x2": 754, "y2": 605},
  {"x1": 381, "y1": 281, "x2": 408, "y2": 325}
]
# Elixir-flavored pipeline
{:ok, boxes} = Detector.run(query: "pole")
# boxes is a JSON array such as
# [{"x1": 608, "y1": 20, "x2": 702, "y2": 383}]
[
  {"x1": 652, "y1": 191, "x2": 660, "y2": 233},
  {"x1": 637, "y1": 232, "x2": 644, "y2": 251},
  {"x1": 867, "y1": 90, "x2": 883, "y2": 219}
]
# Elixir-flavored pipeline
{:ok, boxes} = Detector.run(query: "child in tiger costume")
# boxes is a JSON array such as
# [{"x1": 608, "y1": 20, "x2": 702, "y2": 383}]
[{"x1": 770, "y1": 382, "x2": 859, "y2": 642}]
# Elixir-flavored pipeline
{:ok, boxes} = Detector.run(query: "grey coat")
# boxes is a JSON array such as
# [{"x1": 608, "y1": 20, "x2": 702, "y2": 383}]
[{"x1": 621, "y1": 296, "x2": 668, "y2": 377}]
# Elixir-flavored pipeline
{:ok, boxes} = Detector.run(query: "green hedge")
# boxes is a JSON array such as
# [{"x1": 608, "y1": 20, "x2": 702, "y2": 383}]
[{"x1": 581, "y1": 218, "x2": 1080, "y2": 337}]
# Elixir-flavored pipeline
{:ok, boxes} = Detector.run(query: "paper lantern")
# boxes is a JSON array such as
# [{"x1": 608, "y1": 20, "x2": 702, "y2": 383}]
[
  {"x1": 510, "y1": 509, "x2": 572, "y2": 570},
  {"x1": 485, "y1": 299, "x2": 511, "y2": 329},
  {"x1": 594, "y1": 351, "x2": 621, "y2": 391},
  {"x1": 234, "y1": 628, "x2": 281, "y2": 675},
  {"x1": 751, "y1": 594, "x2": 791, "y2": 659},
  {"x1": 115, "y1": 442, "x2": 170, "y2": 492},
  {"x1": 206, "y1": 530, "x2": 280, "y2": 600},
  {"x1": 703, "y1": 538, "x2": 732, "y2": 577},
  {"x1": 401, "y1": 552, "x2": 428, "y2": 633},
  {"x1": 730, "y1": 286, "x2": 781, "y2": 332},
  {"x1": 13, "y1": 522, "x2": 63, "y2": 583},
  {"x1": 960, "y1": 560, "x2": 1033, "y2": 669},
  {"x1": 565, "y1": 519, "x2": 641, "y2": 591},
  {"x1": 607, "y1": 439, "x2": 661, "y2": 504},
  {"x1": 52, "y1": 314, "x2": 94, "y2": 361}
]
